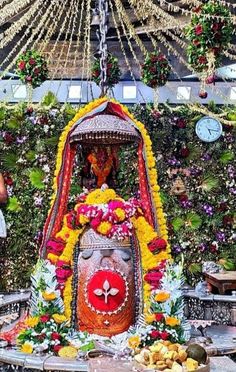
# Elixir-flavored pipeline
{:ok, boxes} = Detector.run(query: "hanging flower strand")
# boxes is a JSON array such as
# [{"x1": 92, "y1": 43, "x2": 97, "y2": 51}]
[
  {"x1": 15, "y1": 50, "x2": 49, "y2": 89},
  {"x1": 185, "y1": 1, "x2": 233, "y2": 98},
  {"x1": 91, "y1": 53, "x2": 121, "y2": 89},
  {"x1": 141, "y1": 51, "x2": 171, "y2": 107}
]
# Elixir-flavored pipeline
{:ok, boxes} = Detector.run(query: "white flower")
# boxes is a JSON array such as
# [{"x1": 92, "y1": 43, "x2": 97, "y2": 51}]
[
  {"x1": 43, "y1": 125, "x2": 49, "y2": 133},
  {"x1": 42, "y1": 164, "x2": 50, "y2": 173}
]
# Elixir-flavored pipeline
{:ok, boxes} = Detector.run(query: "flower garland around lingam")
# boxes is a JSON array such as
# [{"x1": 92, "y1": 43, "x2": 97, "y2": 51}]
[{"x1": 14, "y1": 98, "x2": 189, "y2": 356}]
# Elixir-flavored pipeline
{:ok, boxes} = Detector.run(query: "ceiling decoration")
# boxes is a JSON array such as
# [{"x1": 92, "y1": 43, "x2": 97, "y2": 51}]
[{"x1": 0, "y1": 0, "x2": 235, "y2": 105}]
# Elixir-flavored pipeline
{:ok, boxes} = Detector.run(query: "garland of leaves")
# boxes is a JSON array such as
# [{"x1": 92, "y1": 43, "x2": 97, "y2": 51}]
[
  {"x1": 15, "y1": 50, "x2": 49, "y2": 89},
  {"x1": 91, "y1": 53, "x2": 121, "y2": 89},
  {"x1": 141, "y1": 52, "x2": 171, "y2": 89}
]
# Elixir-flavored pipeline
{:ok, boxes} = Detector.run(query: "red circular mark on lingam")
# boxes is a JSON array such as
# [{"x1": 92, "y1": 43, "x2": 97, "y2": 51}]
[{"x1": 87, "y1": 270, "x2": 127, "y2": 312}]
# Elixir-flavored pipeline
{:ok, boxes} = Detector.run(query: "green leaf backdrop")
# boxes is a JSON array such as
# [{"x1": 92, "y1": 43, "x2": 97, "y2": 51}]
[{"x1": 0, "y1": 98, "x2": 235, "y2": 290}]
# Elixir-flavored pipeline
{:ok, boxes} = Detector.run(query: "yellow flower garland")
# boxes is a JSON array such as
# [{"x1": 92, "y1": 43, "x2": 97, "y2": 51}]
[
  {"x1": 132, "y1": 216, "x2": 171, "y2": 311},
  {"x1": 55, "y1": 227, "x2": 83, "y2": 320}
]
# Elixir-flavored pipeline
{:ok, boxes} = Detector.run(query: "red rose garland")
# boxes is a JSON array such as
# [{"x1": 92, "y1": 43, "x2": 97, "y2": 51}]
[
  {"x1": 15, "y1": 50, "x2": 49, "y2": 89},
  {"x1": 185, "y1": 1, "x2": 233, "y2": 98}
]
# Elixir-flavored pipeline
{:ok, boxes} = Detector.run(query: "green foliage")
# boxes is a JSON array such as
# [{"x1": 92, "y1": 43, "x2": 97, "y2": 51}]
[
  {"x1": 184, "y1": 1, "x2": 233, "y2": 73},
  {"x1": 201, "y1": 175, "x2": 219, "y2": 192},
  {"x1": 0, "y1": 100, "x2": 235, "y2": 290},
  {"x1": 220, "y1": 150, "x2": 234, "y2": 164},
  {"x1": 29, "y1": 168, "x2": 45, "y2": 189},
  {"x1": 91, "y1": 53, "x2": 121, "y2": 88},
  {"x1": 7, "y1": 196, "x2": 22, "y2": 212},
  {"x1": 132, "y1": 103, "x2": 236, "y2": 286},
  {"x1": 41, "y1": 91, "x2": 58, "y2": 108}
]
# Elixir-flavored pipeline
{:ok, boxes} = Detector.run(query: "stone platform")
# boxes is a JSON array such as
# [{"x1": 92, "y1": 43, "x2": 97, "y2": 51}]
[{"x1": 0, "y1": 350, "x2": 236, "y2": 372}]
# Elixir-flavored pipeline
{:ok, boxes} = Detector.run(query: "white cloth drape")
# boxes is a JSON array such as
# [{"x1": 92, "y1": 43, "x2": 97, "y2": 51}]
[{"x1": 0, "y1": 209, "x2": 7, "y2": 237}]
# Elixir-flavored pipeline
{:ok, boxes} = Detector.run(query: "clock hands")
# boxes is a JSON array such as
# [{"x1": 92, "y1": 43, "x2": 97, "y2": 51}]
[{"x1": 207, "y1": 127, "x2": 219, "y2": 135}]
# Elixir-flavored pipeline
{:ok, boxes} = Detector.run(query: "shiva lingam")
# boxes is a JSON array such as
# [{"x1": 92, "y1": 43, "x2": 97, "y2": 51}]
[{"x1": 77, "y1": 226, "x2": 135, "y2": 336}]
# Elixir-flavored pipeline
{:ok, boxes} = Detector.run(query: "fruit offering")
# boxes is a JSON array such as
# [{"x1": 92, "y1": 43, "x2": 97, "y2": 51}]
[{"x1": 134, "y1": 341, "x2": 207, "y2": 371}]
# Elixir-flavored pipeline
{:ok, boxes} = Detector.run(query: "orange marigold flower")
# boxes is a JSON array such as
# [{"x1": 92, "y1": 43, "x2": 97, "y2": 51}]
[
  {"x1": 155, "y1": 291, "x2": 170, "y2": 302},
  {"x1": 165, "y1": 316, "x2": 180, "y2": 327}
]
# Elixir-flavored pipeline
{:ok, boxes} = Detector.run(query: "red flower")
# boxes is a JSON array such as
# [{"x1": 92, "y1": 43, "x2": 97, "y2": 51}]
[
  {"x1": 180, "y1": 147, "x2": 190, "y2": 158},
  {"x1": 150, "y1": 330, "x2": 160, "y2": 339},
  {"x1": 199, "y1": 90, "x2": 208, "y2": 99},
  {"x1": 148, "y1": 237, "x2": 167, "y2": 253},
  {"x1": 56, "y1": 259, "x2": 70, "y2": 268},
  {"x1": 150, "y1": 66, "x2": 156, "y2": 74},
  {"x1": 210, "y1": 243, "x2": 218, "y2": 253},
  {"x1": 178, "y1": 194, "x2": 188, "y2": 203},
  {"x1": 193, "y1": 39, "x2": 200, "y2": 46},
  {"x1": 198, "y1": 56, "x2": 207, "y2": 64},
  {"x1": 3, "y1": 173, "x2": 13, "y2": 186},
  {"x1": 212, "y1": 23, "x2": 221, "y2": 32},
  {"x1": 176, "y1": 118, "x2": 186, "y2": 128},
  {"x1": 56, "y1": 267, "x2": 73, "y2": 281},
  {"x1": 205, "y1": 75, "x2": 215, "y2": 84},
  {"x1": 152, "y1": 110, "x2": 161, "y2": 119},
  {"x1": 155, "y1": 313, "x2": 164, "y2": 322},
  {"x1": 218, "y1": 202, "x2": 228, "y2": 212},
  {"x1": 144, "y1": 271, "x2": 163, "y2": 289},
  {"x1": 65, "y1": 212, "x2": 76, "y2": 229},
  {"x1": 46, "y1": 238, "x2": 65, "y2": 256},
  {"x1": 195, "y1": 24, "x2": 203, "y2": 36},
  {"x1": 91, "y1": 217, "x2": 101, "y2": 230},
  {"x1": 3, "y1": 132, "x2": 14, "y2": 145},
  {"x1": 159, "y1": 331, "x2": 169, "y2": 340},
  {"x1": 34, "y1": 67, "x2": 40, "y2": 75},
  {"x1": 29, "y1": 58, "x2": 36, "y2": 65},
  {"x1": 36, "y1": 333, "x2": 46, "y2": 341},
  {"x1": 53, "y1": 344, "x2": 63, "y2": 353},
  {"x1": 150, "y1": 55, "x2": 159, "y2": 63},
  {"x1": 193, "y1": 6, "x2": 202, "y2": 13},
  {"x1": 92, "y1": 70, "x2": 100, "y2": 77},
  {"x1": 223, "y1": 215, "x2": 233, "y2": 227},
  {"x1": 40, "y1": 314, "x2": 50, "y2": 323},
  {"x1": 51, "y1": 332, "x2": 61, "y2": 341},
  {"x1": 150, "y1": 79, "x2": 157, "y2": 88},
  {"x1": 18, "y1": 61, "x2": 26, "y2": 70},
  {"x1": 26, "y1": 76, "x2": 32, "y2": 82}
]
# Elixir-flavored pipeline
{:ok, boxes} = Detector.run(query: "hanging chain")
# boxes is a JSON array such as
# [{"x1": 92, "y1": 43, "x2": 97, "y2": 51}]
[{"x1": 98, "y1": 0, "x2": 109, "y2": 96}]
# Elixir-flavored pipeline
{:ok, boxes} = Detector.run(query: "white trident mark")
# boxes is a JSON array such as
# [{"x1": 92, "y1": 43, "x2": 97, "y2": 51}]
[{"x1": 93, "y1": 279, "x2": 119, "y2": 304}]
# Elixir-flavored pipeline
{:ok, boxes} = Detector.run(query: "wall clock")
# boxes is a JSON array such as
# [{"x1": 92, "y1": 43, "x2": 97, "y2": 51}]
[{"x1": 195, "y1": 116, "x2": 222, "y2": 142}]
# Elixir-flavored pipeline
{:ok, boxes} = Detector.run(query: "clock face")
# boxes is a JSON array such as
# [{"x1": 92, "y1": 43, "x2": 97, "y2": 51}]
[{"x1": 195, "y1": 116, "x2": 222, "y2": 142}]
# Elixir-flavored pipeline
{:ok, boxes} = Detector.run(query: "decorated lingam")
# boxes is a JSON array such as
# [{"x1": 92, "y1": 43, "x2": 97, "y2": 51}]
[
  {"x1": 0, "y1": 98, "x2": 191, "y2": 360},
  {"x1": 38, "y1": 99, "x2": 171, "y2": 337}
]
